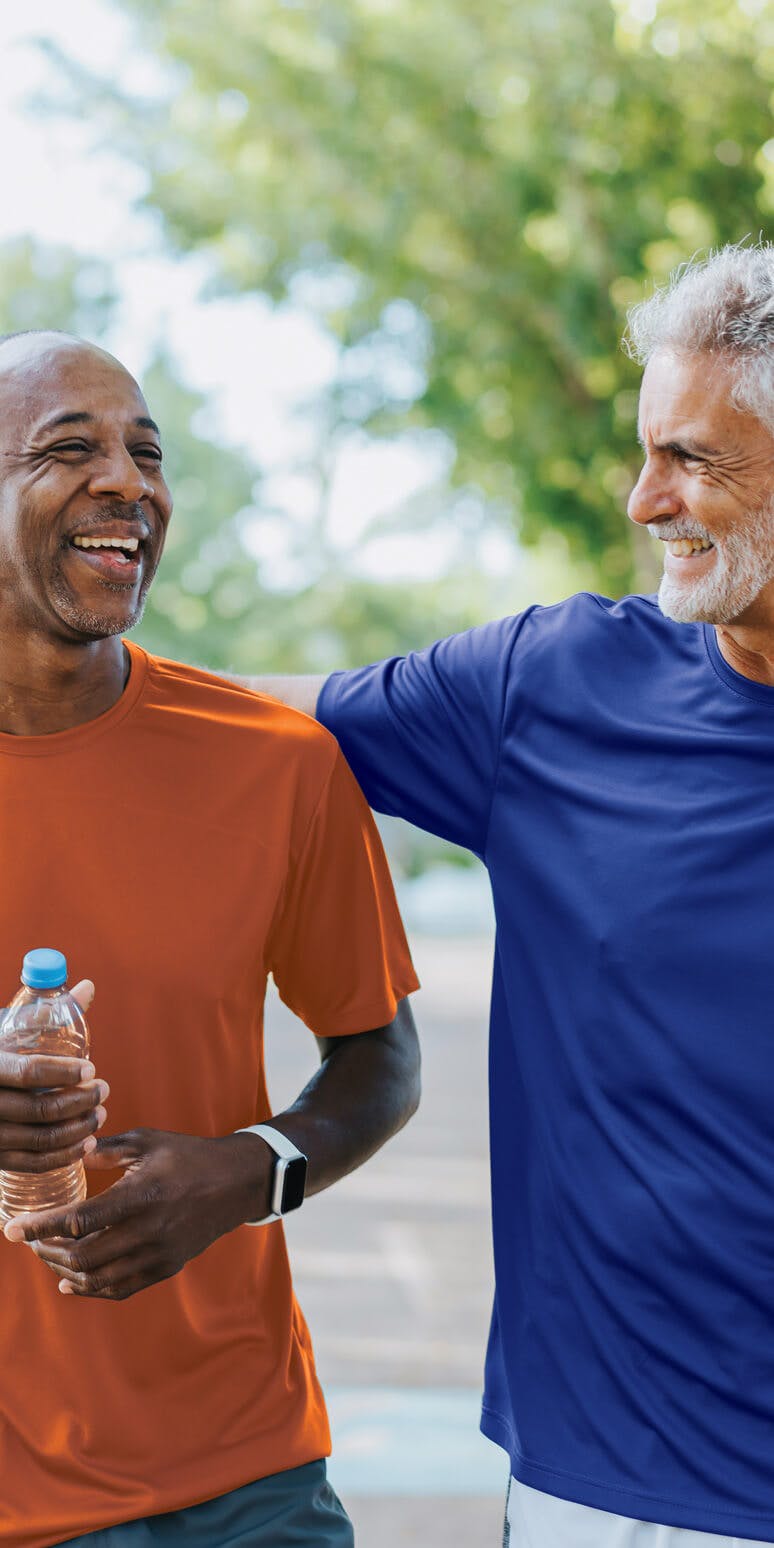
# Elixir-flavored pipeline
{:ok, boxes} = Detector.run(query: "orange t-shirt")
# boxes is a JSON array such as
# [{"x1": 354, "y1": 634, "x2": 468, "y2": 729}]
[{"x1": 0, "y1": 642, "x2": 419, "y2": 1548}]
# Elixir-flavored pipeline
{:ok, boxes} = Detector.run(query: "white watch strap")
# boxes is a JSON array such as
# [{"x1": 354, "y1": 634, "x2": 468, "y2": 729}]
[
  {"x1": 235, "y1": 1123, "x2": 306, "y2": 1225},
  {"x1": 238, "y1": 1124, "x2": 305, "y2": 1162}
]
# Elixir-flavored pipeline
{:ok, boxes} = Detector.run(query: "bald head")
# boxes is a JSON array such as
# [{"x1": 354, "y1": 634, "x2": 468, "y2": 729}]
[
  {"x1": 0, "y1": 330, "x2": 140, "y2": 402},
  {"x1": 0, "y1": 328, "x2": 74, "y2": 361},
  {"x1": 0, "y1": 332, "x2": 158, "y2": 455}
]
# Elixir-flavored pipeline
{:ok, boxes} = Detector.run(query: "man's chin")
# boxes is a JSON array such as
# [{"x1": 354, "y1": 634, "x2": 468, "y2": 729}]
[
  {"x1": 49, "y1": 550, "x2": 155, "y2": 641},
  {"x1": 52, "y1": 590, "x2": 148, "y2": 642},
  {"x1": 657, "y1": 574, "x2": 757, "y2": 628},
  {"x1": 658, "y1": 576, "x2": 725, "y2": 625}
]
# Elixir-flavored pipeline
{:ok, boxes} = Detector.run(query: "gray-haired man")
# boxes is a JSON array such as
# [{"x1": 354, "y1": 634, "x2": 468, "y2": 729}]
[{"x1": 231, "y1": 244, "x2": 774, "y2": 1546}]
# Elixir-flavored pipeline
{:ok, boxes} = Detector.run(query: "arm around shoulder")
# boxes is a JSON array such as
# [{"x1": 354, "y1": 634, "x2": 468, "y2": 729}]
[{"x1": 230, "y1": 672, "x2": 328, "y2": 719}]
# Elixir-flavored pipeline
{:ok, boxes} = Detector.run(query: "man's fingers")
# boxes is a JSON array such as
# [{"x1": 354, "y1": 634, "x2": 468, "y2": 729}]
[
  {"x1": 0, "y1": 1108, "x2": 105, "y2": 1158},
  {"x1": 69, "y1": 979, "x2": 95, "y2": 1015},
  {"x1": 0, "y1": 1081, "x2": 108, "y2": 1129},
  {"x1": 0, "y1": 1082, "x2": 108, "y2": 1170},
  {"x1": 83, "y1": 1132, "x2": 146, "y2": 1170},
  {"x1": 0, "y1": 1136, "x2": 99, "y2": 1176},
  {"x1": 54, "y1": 1253, "x2": 157, "y2": 1302},
  {"x1": 3, "y1": 1179, "x2": 137, "y2": 1243},
  {"x1": 31, "y1": 1220, "x2": 139, "y2": 1274},
  {"x1": 0, "y1": 1050, "x2": 96, "y2": 1088}
]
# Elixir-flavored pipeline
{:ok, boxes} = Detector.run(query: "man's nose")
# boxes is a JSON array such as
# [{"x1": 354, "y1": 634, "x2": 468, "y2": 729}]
[
  {"x1": 86, "y1": 447, "x2": 155, "y2": 505},
  {"x1": 627, "y1": 461, "x2": 681, "y2": 528}
]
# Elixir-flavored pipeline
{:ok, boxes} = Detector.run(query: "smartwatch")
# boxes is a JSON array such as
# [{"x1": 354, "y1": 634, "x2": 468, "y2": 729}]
[{"x1": 235, "y1": 1123, "x2": 308, "y2": 1225}]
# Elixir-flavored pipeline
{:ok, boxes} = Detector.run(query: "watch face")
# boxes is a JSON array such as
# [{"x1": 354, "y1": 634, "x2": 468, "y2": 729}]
[{"x1": 280, "y1": 1155, "x2": 308, "y2": 1214}]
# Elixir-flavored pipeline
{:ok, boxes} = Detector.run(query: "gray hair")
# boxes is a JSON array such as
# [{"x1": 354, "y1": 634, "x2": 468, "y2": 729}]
[{"x1": 625, "y1": 242, "x2": 774, "y2": 435}]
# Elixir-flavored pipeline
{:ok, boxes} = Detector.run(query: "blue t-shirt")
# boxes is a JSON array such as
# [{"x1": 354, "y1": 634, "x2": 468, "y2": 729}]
[{"x1": 318, "y1": 592, "x2": 774, "y2": 1540}]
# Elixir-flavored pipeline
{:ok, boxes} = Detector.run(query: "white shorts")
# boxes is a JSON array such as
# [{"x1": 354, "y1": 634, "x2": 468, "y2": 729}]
[{"x1": 504, "y1": 1476, "x2": 774, "y2": 1548}]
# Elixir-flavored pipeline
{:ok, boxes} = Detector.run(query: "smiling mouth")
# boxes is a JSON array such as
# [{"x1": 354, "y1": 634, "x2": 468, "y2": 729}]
[
  {"x1": 66, "y1": 534, "x2": 146, "y2": 584},
  {"x1": 71, "y1": 535, "x2": 142, "y2": 559},
  {"x1": 664, "y1": 537, "x2": 715, "y2": 557}
]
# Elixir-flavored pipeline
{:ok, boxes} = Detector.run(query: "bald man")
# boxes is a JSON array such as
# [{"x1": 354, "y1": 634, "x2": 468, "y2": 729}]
[{"x1": 0, "y1": 330, "x2": 420, "y2": 1548}]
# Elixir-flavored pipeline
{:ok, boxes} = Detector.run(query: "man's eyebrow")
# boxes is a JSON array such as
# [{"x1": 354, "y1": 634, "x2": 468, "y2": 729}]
[
  {"x1": 38, "y1": 412, "x2": 92, "y2": 433},
  {"x1": 37, "y1": 411, "x2": 161, "y2": 436},
  {"x1": 636, "y1": 429, "x2": 719, "y2": 457}
]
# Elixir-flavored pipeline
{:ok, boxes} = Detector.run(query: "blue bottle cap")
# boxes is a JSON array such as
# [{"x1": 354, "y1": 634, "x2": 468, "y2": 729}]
[{"x1": 21, "y1": 948, "x2": 67, "y2": 989}]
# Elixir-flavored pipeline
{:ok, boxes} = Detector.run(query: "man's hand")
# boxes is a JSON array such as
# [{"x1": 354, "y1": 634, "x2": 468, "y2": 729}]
[
  {"x1": 3, "y1": 1127, "x2": 273, "y2": 1301},
  {"x1": 0, "y1": 980, "x2": 108, "y2": 1173}
]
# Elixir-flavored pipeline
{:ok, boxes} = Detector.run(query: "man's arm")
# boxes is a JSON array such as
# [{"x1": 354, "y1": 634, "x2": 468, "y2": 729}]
[
  {"x1": 5, "y1": 997, "x2": 420, "y2": 1299},
  {"x1": 234, "y1": 673, "x2": 327, "y2": 719},
  {"x1": 236, "y1": 996, "x2": 420, "y2": 1200},
  {"x1": 221, "y1": 616, "x2": 523, "y2": 857}
]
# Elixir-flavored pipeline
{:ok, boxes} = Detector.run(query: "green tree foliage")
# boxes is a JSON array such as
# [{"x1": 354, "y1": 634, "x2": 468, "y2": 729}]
[
  {"x1": 132, "y1": 355, "x2": 263, "y2": 667},
  {"x1": 0, "y1": 238, "x2": 117, "y2": 338},
  {"x1": 47, "y1": 0, "x2": 774, "y2": 589}
]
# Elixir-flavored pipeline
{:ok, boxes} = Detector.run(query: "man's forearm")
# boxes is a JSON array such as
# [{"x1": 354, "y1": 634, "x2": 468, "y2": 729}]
[
  {"x1": 227, "y1": 997, "x2": 420, "y2": 1217},
  {"x1": 231, "y1": 673, "x2": 327, "y2": 719}
]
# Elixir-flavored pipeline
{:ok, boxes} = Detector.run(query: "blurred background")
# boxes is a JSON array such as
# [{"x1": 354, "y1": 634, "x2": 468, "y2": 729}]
[{"x1": 2, "y1": 0, "x2": 773, "y2": 1540}]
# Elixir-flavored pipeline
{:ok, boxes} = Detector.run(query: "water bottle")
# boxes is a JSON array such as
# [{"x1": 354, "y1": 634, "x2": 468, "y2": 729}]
[{"x1": 0, "y1": 949, "x2": 90, "y2": 1223}]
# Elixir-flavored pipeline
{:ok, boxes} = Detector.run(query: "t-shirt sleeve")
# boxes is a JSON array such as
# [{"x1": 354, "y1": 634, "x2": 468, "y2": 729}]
[
  {"x1": 267, "y1": 745, "x2": 420, "y2": 1038},
  {"x1": 317, "y1": 613, "x2": 528, "y2": 858}
]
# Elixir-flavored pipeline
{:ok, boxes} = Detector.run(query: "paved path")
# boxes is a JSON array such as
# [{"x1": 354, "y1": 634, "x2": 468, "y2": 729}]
[
  {"x1": 264, "y1": 932, "x2": 505, "y2": 1547},
  {"x1": 343, "y1": 1494, "x2": 505, "y2": 1547},
  {"x1": 324, "y1": 1389, "x2": 505, "y2": 1494}
]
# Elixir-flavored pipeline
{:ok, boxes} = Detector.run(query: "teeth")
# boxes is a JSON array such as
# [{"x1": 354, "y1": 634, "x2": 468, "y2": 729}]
[
  {"x1": 72, "y1": 536, "x2": 140, "y2": 552},
  {"x1": 666, "y1": 538, "x2": 713, "y2": 556}
]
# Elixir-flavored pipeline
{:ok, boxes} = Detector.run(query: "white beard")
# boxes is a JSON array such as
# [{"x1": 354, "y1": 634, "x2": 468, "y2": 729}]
[{"x1": 657, "y1": 497, "x2": 774, "y2": 625}]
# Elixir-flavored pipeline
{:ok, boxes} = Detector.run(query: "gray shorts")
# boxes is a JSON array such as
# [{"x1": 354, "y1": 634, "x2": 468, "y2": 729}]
[{"x1": 57, "y1": 1460, "x2": 354, "y2": 1547}]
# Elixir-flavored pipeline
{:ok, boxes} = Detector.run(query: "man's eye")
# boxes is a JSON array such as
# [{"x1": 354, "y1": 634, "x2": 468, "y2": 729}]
[
  {"x1": 51, "y1": 442, "x2": 89, "y2": 454},
  {"x1": 134, "y1": 447, "x2": 162, "y2": 462}
]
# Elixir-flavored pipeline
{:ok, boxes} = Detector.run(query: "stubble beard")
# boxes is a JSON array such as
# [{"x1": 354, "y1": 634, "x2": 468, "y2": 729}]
[
  {"x1": 657, "y1": 496, "x2": 774, "y2": 626},
  {"x1": 47, "y1": 557, "x2": 154, "y2": 640}
]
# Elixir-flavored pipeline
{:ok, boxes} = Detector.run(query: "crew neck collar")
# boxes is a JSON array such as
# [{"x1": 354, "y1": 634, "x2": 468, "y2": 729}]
[
  {"x1": 0, "y1": 638, "x2": 148, "y2": 757},
  {"x1": 703, "y1": 623, "x2": 774, "y2": 705}
]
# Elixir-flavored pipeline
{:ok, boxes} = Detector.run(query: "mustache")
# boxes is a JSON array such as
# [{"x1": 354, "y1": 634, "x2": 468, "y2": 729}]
[
  {"x1": 647, "y1": 521, "x2": 714, "y2": 543},
  {"x1": 62, "y1": 502, "x2": 153, "y2": 544}
]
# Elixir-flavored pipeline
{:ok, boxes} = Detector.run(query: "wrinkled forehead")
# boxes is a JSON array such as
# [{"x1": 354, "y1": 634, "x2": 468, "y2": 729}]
[
  {"x1": 637, "y1": 348, "x2": 774, "y2": 455},
  {"x1": 638, "y1": 350, "x2": 733, "y2": 428},
  {"x1": 0, "y1": 338, "x2": 149, "y2": 440},
  {"x1": 637, "y1": 348, "x2": 774, "y2": 463}
]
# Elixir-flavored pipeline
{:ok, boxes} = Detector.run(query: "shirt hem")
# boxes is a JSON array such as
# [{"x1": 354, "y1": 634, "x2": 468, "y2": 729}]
[
  {"x1": 480, "y1": 1406, "x2": 774, "y2": 1538},
  {"x1": 306, "y1": 974, "x2": 420, "y2": 1038},
  {"x1": 33, "y1": 1437, "x2": 332, "y2": 1548}
]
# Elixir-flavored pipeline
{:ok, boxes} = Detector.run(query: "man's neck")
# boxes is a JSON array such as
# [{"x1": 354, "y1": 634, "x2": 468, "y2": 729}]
[
  {"x1": 715, "y1": 623, "x2": 774, "y2": 687},
  {"x1": 0, "y1": 635, "x2": 129, "y2": 736}
]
